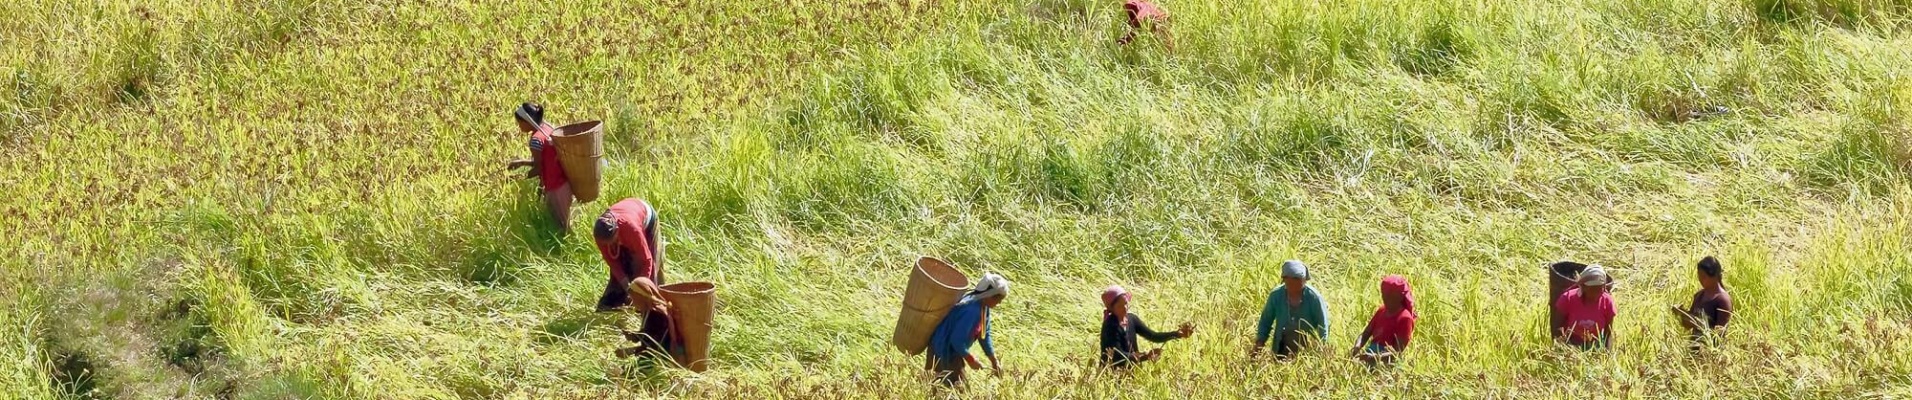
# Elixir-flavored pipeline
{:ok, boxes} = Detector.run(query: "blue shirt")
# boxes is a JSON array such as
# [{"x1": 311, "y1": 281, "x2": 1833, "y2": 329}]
[
  {"x1": 929, "y1": 294, "x2": 995, "y2": 360},
  {"x1": 1254, "y1": 285, "x2": 1330, "y2": 348}
]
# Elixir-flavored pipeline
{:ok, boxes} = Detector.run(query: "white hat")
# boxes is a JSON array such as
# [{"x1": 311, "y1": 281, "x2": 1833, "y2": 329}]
[
  {"x1": 972, "y1": 273, "x2": 1010, "y2": 299},
  {"x1": 1577, "y1": 265, "x2": 1610, "y2": 287}
]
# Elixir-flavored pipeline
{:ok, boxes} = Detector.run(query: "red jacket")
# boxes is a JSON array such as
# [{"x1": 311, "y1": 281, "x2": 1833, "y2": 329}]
[
  {"x1": 529, "y1": 123, "x2": 568, "y2": 192},
  {"x1": 597, "y1": 199, "x2": 658, "y2": 284}
]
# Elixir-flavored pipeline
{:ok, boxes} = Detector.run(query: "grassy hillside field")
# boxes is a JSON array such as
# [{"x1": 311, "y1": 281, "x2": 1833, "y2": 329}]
[{"x1": 5, "y1": 0, "x2": 1912, "y2": 398}]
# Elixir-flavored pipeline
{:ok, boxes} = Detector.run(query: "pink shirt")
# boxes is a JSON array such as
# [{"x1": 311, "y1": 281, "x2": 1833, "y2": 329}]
[
  {"x1": 1123, "y1": 0, "x2": 1167, "y2": 27},
  {"x1": 1554, "y1": 288, "x2": 1615, "y2": 344}
]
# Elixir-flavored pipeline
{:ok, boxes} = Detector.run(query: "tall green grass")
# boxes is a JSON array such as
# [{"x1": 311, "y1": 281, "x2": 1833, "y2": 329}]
[{"x1": 4, "y1": 0, "x2": 1911, "y2": 398}]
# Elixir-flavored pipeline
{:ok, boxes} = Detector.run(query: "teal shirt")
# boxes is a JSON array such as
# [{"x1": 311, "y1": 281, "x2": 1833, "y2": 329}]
[{"x1": 1254, "y1": 286, "x2": 1330, "y2": 348}]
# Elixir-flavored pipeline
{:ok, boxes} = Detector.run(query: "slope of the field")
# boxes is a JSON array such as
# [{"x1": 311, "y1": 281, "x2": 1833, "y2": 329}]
[{"x1": 4, "y1": 0, "x2": 1912, "y2": 398}]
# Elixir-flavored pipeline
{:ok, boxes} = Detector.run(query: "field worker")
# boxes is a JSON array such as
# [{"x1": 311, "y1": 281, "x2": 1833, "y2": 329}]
[
  {"x1": 1673, "y1": 256, "x2": 1733, "y2": 344},
  {"x1": 925, "y1": 273, "x2": 1010, "y2": 387},
  {"x1": 613, "y1": 277, "x2": 686, "y2": 365},
  {"x1": 1553, "y1": 265, "x2": 1616, "y2": 349},
  {"x1": 592, "y1": 198, "x2": 664, "y2": 312},
  {"x1": 1252, "y1": 260, "x2": 1331, "y2": 360},
  {"x1": 1098, "y1": 285, "x2": 1195, "y2": 368},
  {"x1": 1349, "y1": 275, "x2": 1417, "y2": 366},
  {"x1": 503, "y1": 102, "x2": 574, "y2": 232},
  {"x1": 1118, "y1": 0, "x2": 1173, "y2": 48}
]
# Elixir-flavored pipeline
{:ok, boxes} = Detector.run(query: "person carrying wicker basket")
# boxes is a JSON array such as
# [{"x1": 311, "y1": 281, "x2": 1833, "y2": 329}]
[{"x1": 504, "y1": 102, "x2": 576, "y2": 233}]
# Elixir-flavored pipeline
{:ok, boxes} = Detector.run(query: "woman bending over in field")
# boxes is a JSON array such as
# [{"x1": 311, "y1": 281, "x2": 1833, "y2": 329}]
[
  {"x1": 1098, "y1": 285, "x2": 1195, "y2": 369},
  {"x1": 593, "y1": 198, "x2": 665, "y2": 312},
  {"x1": 927, "y1": 273, "x2": 1011, "y2": 387},
  {"x1": 504, "y1": 102, "x2": 575, "y2": 233},
  {"x1": 1349, "y1": 275, "x2": 1416, "y2": 366},
  {"x1": 614, "y1": 277, "x2": 687, "y2": 366}
]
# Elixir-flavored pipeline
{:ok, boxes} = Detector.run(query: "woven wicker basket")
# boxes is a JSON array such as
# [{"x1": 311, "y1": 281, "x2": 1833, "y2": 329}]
[
  {"x1": 550, "y1": 121, "x2": 604, "y2": 203},
  {"x1": 892, "y1": 257, "x2": 970, "y2": 355},
  {"x1": 660, "y1": 281, "x2": 715, "y2": 372}
]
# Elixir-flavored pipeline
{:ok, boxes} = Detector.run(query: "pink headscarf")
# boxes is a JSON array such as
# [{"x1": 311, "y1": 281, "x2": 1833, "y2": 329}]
[
  {"x1": 1102, "y1": 285, "x2": 1131, "y2": 327},
  {"x1": 1380, "y1": 275, "x2": 1414, "y2": 313}
]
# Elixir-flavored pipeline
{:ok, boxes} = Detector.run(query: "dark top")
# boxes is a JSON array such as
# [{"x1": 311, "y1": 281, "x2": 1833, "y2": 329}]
[
  {"x1": 623, "y1": 308, "x2": 679, "y2": 358},
  {"x1": 1688, "y1": 289, "x2": 1733, "y2": 330},
  {"x1": 1100, "y1": 313, "x2": 1181, "y2": 367}
]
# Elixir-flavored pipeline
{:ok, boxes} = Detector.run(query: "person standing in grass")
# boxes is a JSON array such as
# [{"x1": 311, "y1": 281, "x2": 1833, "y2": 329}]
[
  {"x1": 1673, "y1": 256, "x2": 1733, "y2": 345},
  {"x1": 1349, "y1": 275, "x2": 1416, "y2": 366},
  {"x1": 613, "y1": 277, "x2": 685, "y2": 365},
  {"x1": 1252, "y1": 260, "x2": 1331, "y2": 360},
  {"x1": 1553, "y1": 265, "x2": 1616, "y2": 349},
  {"x1": 926, "y1": 273, "x2": 1010, "y2": 387},
  {"x1": 504, "y1": 102, "x2": 575, "y2": 233},
  {"x1": 593, "y1": 198, "x2": 664, "y2": 312},
  {"x1": 1098, "y1": 285, "x2": 1195, "y2": 369}
]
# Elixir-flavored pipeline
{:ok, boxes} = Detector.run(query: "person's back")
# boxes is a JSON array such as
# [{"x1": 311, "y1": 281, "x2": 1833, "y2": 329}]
[
  {"x1": 930, "y1": 295, "x2": 988, "y2": 360},
  {"x1": 592, "y1": 198, "x2": 664, "y2": 312},
  {"x1": 925, "y1": 274, "x2": 1009, "y2": 387}
]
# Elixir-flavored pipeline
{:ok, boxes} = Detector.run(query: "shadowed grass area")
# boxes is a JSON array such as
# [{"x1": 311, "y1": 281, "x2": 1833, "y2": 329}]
[{"x1": 4, "y1": 0, "x2": 1912, "y2": 398}]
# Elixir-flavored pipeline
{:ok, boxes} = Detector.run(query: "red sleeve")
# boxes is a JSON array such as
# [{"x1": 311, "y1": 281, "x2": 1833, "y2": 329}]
[
  {"x1": 1396, "y1": 313, "x2": 1416, "y2": 349},
  {"x1": 596, "y1": 239, "x2": 625, "y2": 283},
  {"x1": 1601, "y1": 297, "x2": 1617, "y2": 326}
]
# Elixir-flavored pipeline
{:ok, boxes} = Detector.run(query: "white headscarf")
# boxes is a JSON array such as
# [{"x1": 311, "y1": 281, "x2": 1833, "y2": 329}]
[{"x1": 971, "y1": 272, "x2": 1011, "y2": 299}]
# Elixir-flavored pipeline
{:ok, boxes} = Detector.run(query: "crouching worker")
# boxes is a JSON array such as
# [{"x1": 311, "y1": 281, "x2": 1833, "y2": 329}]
[
  {"x1": 926, "y1": 273, "x2": 1011, "y2": 387},
  {"x1": 1099, "y1": 285, "x2": 1194, "y2": 369},
  {"x1": 1118, "y1": 0, "x2": 1173, "y2": 48},
  {"x1": 1252, "y1": 260, "x2": 1330, "y2": 360},
  {"x1": 503, "y1": 102, "x2": 574, "y2": 233},
  {"x1": 593, "y1": 198, "x2": 664, "y2": 312},
  {"x1": 1349, "y1": 275, "x2": 1417, "y2": 366},
  {"x1": 1554, "y1": 265, "x2": 1616, "y2": 349},
  {"x1": 614, "y1": 277, "x2": 686, "y2": 365},
  {"x1": 1672, "y1": 256, "x2": 1732, "y2": 347}
]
